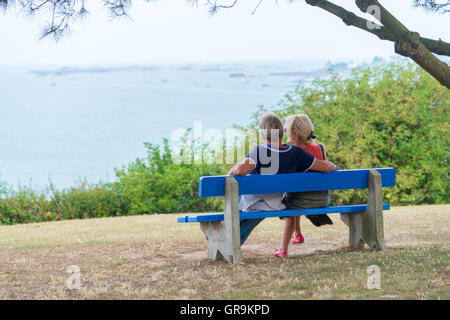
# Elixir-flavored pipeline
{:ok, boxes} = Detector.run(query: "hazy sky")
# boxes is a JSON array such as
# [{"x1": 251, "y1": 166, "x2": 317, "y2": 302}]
[{"x1": 0, "y1": 0, "x2": 448, "y2": 66}]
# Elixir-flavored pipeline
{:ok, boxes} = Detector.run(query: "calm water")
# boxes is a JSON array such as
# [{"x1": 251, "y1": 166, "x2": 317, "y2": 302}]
[{"x1": 0, "y1": 60, "x2": 349, "y2": 189}]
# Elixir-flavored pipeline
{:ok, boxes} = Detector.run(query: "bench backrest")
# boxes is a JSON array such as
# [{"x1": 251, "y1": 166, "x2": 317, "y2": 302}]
[{"x1": 199, "y1": 168, "x2": 396, "y2": 197}]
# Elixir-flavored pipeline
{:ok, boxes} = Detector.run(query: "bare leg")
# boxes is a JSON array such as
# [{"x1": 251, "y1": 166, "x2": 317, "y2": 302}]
[
  {"x1": 278, "y1": 217, "x2": 295, "y2": 253},
  {"x1": 293, "y1": 216, "x2": 302, "y2": 237}
]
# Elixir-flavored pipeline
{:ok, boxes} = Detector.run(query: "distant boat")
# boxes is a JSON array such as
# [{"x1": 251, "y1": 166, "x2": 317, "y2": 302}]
[
  {"x1": 269, "y1": 71, "x2": 308, "y2": 76},
  {"x1": 30, "y1": 65, "x2": 161, "y2": 77},
  {"x1": 229, "y1": 72, "x2": 246, "y2": 78}
]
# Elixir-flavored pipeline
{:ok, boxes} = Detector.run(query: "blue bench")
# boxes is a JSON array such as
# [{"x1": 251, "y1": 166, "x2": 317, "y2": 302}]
[{"x1": 178, "y1": 168, "x2": 396, "y2": 263}]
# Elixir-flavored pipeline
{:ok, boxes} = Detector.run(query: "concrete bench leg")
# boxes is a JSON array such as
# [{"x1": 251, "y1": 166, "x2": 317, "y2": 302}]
[
  {"x1": 340, "y1": 169, "x2": 386, "y2": 251},
  {"x1": 199, "y1": 176, "x2": 243, "y2": 263},
  {"x1": 340, "y1": 212, "x2": 365, "y2": 249}
]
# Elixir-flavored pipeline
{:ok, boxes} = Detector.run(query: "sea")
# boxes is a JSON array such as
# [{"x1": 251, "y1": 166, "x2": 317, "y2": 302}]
[{"x1": 0, "y1": 58, "x2": 380, "y2": 189}]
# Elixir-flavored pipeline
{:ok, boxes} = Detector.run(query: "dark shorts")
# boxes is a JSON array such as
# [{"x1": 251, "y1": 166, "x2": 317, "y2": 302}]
[{"x1": 279, "y1": 191, "x2": 331, "y2": 220}]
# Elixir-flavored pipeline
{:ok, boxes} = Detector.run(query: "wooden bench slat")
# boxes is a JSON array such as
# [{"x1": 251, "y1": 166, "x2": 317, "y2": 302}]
[
  {"x1": 177, "y1": 203, "x2": 390, "y2": 223},
  {"x1": 199, "y1": 168, "x2": 396, "y2": 197}
]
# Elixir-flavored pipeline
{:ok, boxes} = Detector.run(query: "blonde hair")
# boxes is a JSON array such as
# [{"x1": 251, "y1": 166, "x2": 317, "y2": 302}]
[
  {"x1": 259, "y1": 112, "x2": 284, "y2": 142},
  {"x1": 285, "y1": 114, "x2": 315, "y2": 145}
]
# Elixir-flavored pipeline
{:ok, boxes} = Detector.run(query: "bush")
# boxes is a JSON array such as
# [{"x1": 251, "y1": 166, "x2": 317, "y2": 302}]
[
  {"x1": 112, "y1": 139, "x2": 226, "y2": 215},
  {"x1": 0, "y1": 180, "x2": 128, "y2": 224},
  {"x1": 0, "y1": 183, "x2": 51, "y2": 224},
  {"x1": 243, "y1": 62, "x2": 449, "y2": 205}
]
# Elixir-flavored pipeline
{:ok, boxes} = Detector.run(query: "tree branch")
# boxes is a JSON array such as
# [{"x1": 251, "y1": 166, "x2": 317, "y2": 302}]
[
  {"x1": 413, "y1": 0, "x2": 450, "y2": 14},
  {"x1": 420, "y1": 37, "x2": 450, "y2": 56},
  {"x1": 305, "y1": 0, "x2": 450, "y2": 56},
  {"x1": 305, "y1": 0, "x2": 450, "y2": 88},
  {"x1": 356, "y1": 0, "x2": 450, "y2": 88}
]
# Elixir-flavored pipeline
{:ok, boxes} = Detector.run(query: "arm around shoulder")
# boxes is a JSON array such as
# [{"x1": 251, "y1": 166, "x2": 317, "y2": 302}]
[
  {"x1": 227, "y1": 157, "x2": 256, "y2": 176},
  {"x1": 310, "y1": 159, "x2": 338, "y2": 173}
]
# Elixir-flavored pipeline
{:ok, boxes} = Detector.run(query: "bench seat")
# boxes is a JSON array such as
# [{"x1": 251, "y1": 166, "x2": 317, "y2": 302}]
[{"x1": 178, "y1": 203, "x2": 391, "y2": 223}]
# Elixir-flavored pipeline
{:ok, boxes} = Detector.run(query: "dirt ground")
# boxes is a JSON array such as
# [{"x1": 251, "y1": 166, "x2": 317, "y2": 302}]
[{"x1": 0, "y1": 204, "x2": 448, "y2": 299}]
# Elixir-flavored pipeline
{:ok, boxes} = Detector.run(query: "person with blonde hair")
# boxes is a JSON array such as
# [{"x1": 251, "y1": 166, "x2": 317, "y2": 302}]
[{"x1": 276, "y1": 114, "x2": 334, "y2": 257}]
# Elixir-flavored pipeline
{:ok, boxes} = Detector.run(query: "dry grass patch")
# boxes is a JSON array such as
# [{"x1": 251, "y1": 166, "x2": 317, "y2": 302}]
[{"x1": 0, "y1": 205, "x2": 448, "y2": 299}]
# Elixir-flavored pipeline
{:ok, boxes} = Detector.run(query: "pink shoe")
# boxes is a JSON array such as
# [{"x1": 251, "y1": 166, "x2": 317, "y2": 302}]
[
  {"x1": 291, "y1": 234, "x2": 304, "y2": 244},
  {"x1": 275, "y1": 249, "x2": 288, "y2": 258}
]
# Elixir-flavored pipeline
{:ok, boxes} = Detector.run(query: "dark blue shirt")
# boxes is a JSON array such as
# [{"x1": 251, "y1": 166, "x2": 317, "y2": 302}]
[{"x1": 246, "y1": 144, "x2": 315, "y2": 175}]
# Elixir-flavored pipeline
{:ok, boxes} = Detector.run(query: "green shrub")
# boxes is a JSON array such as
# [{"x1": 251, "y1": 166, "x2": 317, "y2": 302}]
[
  {"x1": 0, "y1": 180, "x2": 128, "y2": 224},
  {"x1": 112, "y1": 139, "x2": 226, "y2": 215},
  {"x1": 242, "y1": 62, "x2": 449, "y2": 205},
  {"x1": 48, "y1": 180, "x2": 129, "y2": 220},
  {"x1": 0, "y1": 183, "x2": 51, "y2": 224}
]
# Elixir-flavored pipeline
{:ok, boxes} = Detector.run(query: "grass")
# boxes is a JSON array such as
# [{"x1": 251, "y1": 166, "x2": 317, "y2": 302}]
[{"x1": 0, "y1": 205, "x2": 448, "y2": 299}]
